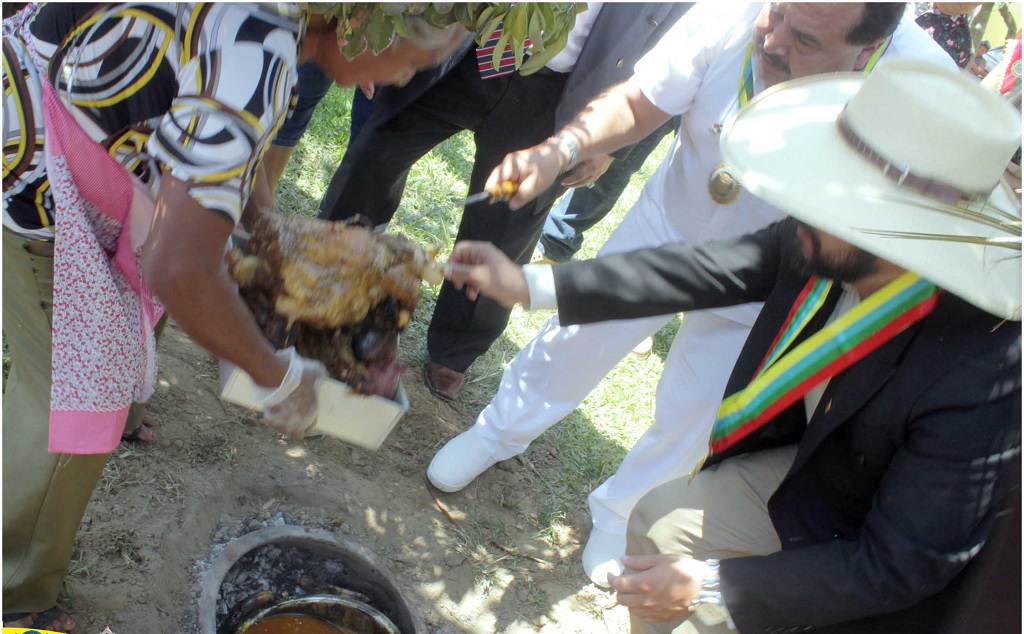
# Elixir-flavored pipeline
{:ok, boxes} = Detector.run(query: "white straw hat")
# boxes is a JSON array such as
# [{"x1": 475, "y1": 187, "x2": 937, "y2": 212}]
[{"x1": 721, "y1": 59, "x2": 1022, "y2": 320}]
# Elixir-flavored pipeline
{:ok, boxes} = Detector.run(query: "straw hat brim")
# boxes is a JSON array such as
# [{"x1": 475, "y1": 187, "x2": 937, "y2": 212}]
[{"x1": 721, "y1": 73, "x2": 1021, "y2": 321}]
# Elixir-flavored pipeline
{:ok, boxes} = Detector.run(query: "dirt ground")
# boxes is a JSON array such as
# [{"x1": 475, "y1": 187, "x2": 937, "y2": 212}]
[{"x1": 64, "y1": 320, "x2": 632, "y2": 634}]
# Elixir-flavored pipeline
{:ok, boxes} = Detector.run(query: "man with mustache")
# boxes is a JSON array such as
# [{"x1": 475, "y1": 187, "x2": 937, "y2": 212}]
[
  {"x1": 442, "y1": 59, "x2": 1021, "y2": 633},
  {"x1": 428, "y1": 3, "x2": 955, "y2": 587}
]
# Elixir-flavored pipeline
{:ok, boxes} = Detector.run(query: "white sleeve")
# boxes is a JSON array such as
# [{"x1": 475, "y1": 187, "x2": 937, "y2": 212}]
[
  {"x1": 523, "y1": 264, "x2": 557, "y2": 311},
  {"x1": 633, "y1": 3, "x2": 762, "y2": 115}
]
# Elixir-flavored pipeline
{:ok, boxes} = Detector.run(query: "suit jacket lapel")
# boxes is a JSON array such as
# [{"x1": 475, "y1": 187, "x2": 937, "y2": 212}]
[
  {"x1": 708, "y1": 276, "x2": 843, "y2": 466},
  {"x1": 789, "y1": 317, "x2": 924, "y2": 473}
]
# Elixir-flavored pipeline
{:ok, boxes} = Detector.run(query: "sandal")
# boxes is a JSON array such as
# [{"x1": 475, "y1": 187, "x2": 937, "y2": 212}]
[
  {"x1": 3, "y1": 606, "x2": 76, "y2": 632},
  {"x1": 121, "y1": 419, "x2": 157, "y2": 443}
]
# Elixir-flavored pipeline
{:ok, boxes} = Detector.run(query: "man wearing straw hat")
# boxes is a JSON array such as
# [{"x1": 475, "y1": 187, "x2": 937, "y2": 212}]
[
  {"x1": 429, "y1": 2, "x2": 957, "y2": 587},
  {"x1": 441, "y1": 59, "x2": 1021, "y2": 632}
]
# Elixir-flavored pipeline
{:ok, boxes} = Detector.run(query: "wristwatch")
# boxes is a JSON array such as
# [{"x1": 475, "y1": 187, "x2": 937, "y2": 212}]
[{"x1": 690, "y1": 559, "x2": 730, "y2": 626}]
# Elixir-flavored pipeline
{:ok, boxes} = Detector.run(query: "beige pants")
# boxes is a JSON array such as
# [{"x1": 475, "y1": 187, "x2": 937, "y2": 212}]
[
  {"x1": 1, "y1": 228, "x2": 154, "y2": 612},
  {"x1": 625, "y1": 445, "x2": 798, "y2": 634}
]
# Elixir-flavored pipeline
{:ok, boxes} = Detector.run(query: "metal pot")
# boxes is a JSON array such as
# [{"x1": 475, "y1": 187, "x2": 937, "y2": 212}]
[{"x1": 236, "y1": 594, "x2": 400, "y2": 634}]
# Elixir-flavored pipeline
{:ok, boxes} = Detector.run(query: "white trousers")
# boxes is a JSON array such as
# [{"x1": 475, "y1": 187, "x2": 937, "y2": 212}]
[{"x1": 468, "y1": 191, "x2": 759, "y2": 539}]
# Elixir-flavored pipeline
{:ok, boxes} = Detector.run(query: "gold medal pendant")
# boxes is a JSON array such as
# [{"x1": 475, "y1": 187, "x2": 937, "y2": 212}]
[{"x1": 708, "y1": 163, "x2": 741, "y2": 205}]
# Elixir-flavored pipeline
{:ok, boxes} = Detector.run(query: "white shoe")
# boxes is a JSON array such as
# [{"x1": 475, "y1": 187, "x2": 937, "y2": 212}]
[
  {"x1": 427, "y1": 431, "x2": 498, "y2": 493},
  {"x1": 582, "y1": 527, "x2": 627, "y2": 588},
  {"x1": 631, "y1": 336, "x2": 654, "y2": 358}
]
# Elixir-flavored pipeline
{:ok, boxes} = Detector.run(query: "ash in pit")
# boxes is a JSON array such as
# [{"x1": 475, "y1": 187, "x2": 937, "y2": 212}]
[
  {"x1": 215, "y1": 542, "x2": 391, "y2": 633},
  {"x1": 227, "y1": 210, "x2": 442, "y2": 399}
]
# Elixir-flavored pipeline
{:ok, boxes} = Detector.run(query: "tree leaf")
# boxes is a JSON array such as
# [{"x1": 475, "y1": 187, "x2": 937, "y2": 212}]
[
  {"x1": 479, "y1": 13, "x2": 504, "y2": 46},
  {"x1": 513, "y1": 30, "x2": 526, "y2": 65},
  {"x1": 306, "y1": 2, "x2": 582, "y2": 67},
  {"x1": 538, "y1": 2, "x2": 555, "y2": 29},
  {"x1": 391, "y1": 13, "x2": 411, "y2": 39},
  {"x1": 365, "y1": 9, "x2": 393, "y2": 53},
  {"x1": 512, "y1": 3, "x2": 529, "y2": 39},
  {"x1": 476, "y1": 5, "x2": 496, "y2": 27},
  {"x1": 520, "y1": 24, "x2": 568, "y2": 74},
  {"x1": 492, "y1": 25, "x2": 513, "y2": 71},
  {"x1": 342, "y1": 36, "x2": 368, "y2": 60},
  {"x1": 528, "y1": 9, "x2": 546, "y2": 53},
  {"x1": 453, "y1": 3, "x2": 471, "y2": 27},
  {"x1": 422, "y1": 4, "x2": 450, "y2": 28},
  {"x1": 508, "y1": 4, "x2": 529, "y2": 64}
]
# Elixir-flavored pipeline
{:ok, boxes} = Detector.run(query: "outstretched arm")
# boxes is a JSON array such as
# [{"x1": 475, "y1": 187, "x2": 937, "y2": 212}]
[
  {"x1": 141, "y1": 174, "x2": 287, "y2": 388},
  {"x1": 444, "y1": 222, "x2": 787, "y2": 323},
  {"x1": 484, "y1": 78, "x2": 672, "y2": 211}
]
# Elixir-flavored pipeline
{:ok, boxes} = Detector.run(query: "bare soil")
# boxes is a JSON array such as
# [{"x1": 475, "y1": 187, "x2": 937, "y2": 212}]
[{"x1": 64, "y1": 320, "x2": 630, "y2": 633}]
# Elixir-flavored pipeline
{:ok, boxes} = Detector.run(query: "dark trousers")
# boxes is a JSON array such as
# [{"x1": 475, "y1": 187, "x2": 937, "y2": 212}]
[
  {"x1": 349, "y1": 88, "x2": 373, "y2": 140},
  {"x1": 319, "y1": 49, "x2": 569, "y2": 372}
]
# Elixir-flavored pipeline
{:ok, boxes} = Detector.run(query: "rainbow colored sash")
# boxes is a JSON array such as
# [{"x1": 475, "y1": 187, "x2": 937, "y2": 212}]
[{"x1": 708, "y1": 272, "x2": 940, "y2": 456}]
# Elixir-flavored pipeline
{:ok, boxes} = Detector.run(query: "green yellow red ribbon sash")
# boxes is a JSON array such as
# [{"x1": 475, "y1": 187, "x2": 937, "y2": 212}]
[{"x1": 709, "y1": 272, "x2": 940, "y2": 455}]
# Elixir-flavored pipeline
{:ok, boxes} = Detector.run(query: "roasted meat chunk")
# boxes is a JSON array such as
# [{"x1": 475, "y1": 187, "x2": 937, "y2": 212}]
[{"x1": 227, "y1": 210, "x2": 441, "y2": 398}]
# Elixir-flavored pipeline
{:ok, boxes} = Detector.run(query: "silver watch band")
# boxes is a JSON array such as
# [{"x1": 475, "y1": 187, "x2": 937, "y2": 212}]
[{"x1": 554, "y1": 131, "x2": 579, "y2": 174}]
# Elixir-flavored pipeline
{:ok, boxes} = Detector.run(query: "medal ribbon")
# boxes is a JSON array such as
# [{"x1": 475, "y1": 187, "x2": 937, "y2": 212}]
[
  {"x1": 709, "y1": 272, "x2": 940, "y2": 455},
  {"x1": 738, "y1": 33, "x2": 893, "y2": 106},
  {"x1": 757, "y1": 277, "x2": 832, "y2": 374}
]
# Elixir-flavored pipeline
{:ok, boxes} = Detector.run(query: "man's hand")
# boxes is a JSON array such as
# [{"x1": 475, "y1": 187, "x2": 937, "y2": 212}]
[
  {"x1": 443, "y1": 241, "x2": 529, "y2": 308},
  {"x1": 485, "y1": 137, "x2": 570, "y2": 211},
  {"x1": 609, "y1": 554, "x2": 705, "y2": 624},
  {"x1": 561, "y1": 154, "x2": 613, "y2": 189}
]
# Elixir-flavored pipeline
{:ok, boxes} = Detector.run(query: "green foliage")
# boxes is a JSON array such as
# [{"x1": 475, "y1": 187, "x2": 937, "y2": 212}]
[{"x1": 306, "y1": 2, "x2": 586, "y2": 74}]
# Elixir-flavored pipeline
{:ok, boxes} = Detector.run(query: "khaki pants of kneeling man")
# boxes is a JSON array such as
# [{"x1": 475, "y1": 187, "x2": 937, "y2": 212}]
[{"x1": 625, "y1": 444, "x2": 799, "y2": 634}]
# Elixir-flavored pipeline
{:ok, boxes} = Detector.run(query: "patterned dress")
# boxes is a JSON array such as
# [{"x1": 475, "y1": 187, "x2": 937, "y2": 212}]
[
  {"x1": 3, "y1": 3, "x2": 304, "y2": 240},
  {"x1": 915, "y1": 8, "x2": 973, "y2": 69}
]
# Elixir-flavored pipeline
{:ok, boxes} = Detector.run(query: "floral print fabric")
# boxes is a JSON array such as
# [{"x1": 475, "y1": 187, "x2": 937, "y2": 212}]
[{"x1": 916, "y1": 8, "x2": 974, "y2": 69}]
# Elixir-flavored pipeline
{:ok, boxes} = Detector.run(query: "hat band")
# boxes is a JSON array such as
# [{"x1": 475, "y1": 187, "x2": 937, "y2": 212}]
[{"x1": 836, "y1": 108, "x2": 990, "y2": 206}]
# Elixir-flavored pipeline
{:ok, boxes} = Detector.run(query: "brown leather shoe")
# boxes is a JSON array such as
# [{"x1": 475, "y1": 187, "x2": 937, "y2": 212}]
[{"x1": 425, "y1": 362, "x2": 465, "y2": 402}]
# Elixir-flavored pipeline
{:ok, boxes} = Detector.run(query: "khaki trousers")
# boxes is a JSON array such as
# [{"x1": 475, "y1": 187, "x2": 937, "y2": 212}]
[
  {"x1": 625, "y1": 445, "x2": 798, "y2": 634},
  {"x1": 2, "y1": 228, "x2": 152, "y2": 612}
]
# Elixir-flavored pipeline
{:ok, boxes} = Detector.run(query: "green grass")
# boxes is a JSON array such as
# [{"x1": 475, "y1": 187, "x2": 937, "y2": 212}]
[{"x1": 277, "y1": 86, "x2": 676, "y2": 540}]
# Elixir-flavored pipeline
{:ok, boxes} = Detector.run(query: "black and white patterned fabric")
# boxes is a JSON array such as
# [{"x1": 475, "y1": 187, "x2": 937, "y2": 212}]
[{"x1": 3, "y1": 2, "x2": 305, "y2": 237}]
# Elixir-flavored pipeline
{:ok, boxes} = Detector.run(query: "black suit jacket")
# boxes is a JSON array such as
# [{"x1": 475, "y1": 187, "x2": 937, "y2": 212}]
[{"x1": 553, "y1": 219, "x2": 1022, "y2": 633}]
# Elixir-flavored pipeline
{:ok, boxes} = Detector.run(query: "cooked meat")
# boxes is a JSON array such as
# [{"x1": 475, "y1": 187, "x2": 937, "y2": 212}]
[{"x1": 227, "y1": 210, "x2": 441, "y2": 398}]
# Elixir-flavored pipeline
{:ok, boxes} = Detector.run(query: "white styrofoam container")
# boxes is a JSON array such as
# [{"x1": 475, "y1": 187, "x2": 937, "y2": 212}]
[{"x1": 219, "y1": 361, "x2": 408, "y2": 450}]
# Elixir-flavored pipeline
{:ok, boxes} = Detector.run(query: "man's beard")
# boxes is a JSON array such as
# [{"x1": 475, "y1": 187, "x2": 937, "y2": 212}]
[{"x1": 790, "y1": 224, "x2": 879, "y2": 284}]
